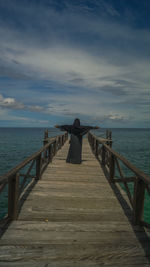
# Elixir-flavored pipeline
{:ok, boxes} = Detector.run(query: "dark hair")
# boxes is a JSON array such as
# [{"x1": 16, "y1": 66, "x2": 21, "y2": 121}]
[{"x1": 73, "y1": 118, "x2": 80, "y2": 127}]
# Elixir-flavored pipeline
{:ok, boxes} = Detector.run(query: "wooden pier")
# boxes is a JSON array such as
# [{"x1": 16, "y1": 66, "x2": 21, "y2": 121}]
[{"x1": 0, "y1": 131, "x2": 150, "y2": 266}]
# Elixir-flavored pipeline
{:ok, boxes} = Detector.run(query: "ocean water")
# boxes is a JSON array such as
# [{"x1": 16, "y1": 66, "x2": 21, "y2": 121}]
[
  {"x1": 0, "y1": 127, "x2": 60, "y2": 176},
  {"x1": 0, "y1": 127, "x2": 150, "y2": 222}
]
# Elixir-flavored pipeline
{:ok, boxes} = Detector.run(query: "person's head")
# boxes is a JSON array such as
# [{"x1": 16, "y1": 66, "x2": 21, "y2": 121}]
[{"x1": 73, "y1": 118, "x2": 80, "y2": 127}]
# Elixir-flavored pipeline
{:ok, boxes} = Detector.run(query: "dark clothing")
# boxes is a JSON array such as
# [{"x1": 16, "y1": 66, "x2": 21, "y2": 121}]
[
  {"x1": 66, "y1": 133, "x2": 82, "y2": 164},
  {"x1": 59, "y1": 124, "x2": 97, "y2": 164}
]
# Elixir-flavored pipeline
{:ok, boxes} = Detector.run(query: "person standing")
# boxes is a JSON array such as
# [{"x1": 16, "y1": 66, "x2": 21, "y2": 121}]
[{"x1": 55, "y1": 118, "x2": 99, "y2": 164}]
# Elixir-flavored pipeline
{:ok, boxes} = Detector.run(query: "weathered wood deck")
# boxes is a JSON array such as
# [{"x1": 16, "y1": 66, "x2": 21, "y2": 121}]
[{"x1": 0, "y1": 138, "x2": 150, "y2": 266}]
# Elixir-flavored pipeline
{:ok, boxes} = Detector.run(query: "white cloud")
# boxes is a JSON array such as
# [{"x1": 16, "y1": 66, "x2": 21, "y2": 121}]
[
  {"x1": 0, "y1": 94, "x2": 45, "y2": 113},
  {"x1": 108, "y1": 113, "x2": 126, "y2": 121},
  {"x1": 0, "y1": 94, "x2": 25, "y2": 109},
  {"x1": 0, "y1": 21, "x2": 149, "y2": 101},
  {"x1": 0, "y1": 1, "x2": 150, "y2": 127},
  {"x1": 28, "y1": 105, "x2": 45, "y2": 112}
]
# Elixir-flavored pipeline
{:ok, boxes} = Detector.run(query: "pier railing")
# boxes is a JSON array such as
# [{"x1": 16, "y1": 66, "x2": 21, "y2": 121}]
[
  {"x1": 88, "y1": 131, "x2": 150, "y2": 228},
  {"x1": 0, "y1": 132, "x2": 68, "y2": 222}
]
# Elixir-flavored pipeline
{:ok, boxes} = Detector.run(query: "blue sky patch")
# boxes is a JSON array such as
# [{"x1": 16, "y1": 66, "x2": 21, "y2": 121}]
[{"x1": 0, "y1": 0, "x2": 150, "y2": 127}]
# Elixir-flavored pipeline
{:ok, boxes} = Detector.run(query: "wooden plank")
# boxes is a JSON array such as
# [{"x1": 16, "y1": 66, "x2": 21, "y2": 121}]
[
  {"x1": 0, "y1": 243, "x2": 150, "y2": 265},
  {"x1": 17, "y1": 210, "x2": 131, "y2": 222},
  {"x1": 0, "y1": 263, "x2": 150, "y2": 267},
  {"x1": 0, "y1": 138, "x2": 150, "y2": 266},
  {"x1": 1, "y1": 220, "x2": 140, "y2": 232}
]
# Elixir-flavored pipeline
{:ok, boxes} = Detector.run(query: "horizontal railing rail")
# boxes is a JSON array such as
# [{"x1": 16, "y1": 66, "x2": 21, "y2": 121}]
[
  {"x1": 88, "y1": 131, "x2": 150, "y2": 228},
  {"x1": 0, "y1": 131, "x2": 68, "y2": 222}
]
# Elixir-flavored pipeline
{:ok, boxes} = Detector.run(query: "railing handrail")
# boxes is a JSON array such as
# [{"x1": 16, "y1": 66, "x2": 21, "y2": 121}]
[
  {"x1": 88, "y1": 131, "x2": 150, "y2": 227},
  {"x1": 90, "y1": 132, "x2": 150, "y2": 185},
  {"x1": 0, "y1": 133, "x2": 66, "y2": 185},
  {"x1": 0, "y1": 131, "x2": 68, "y2": 221}
]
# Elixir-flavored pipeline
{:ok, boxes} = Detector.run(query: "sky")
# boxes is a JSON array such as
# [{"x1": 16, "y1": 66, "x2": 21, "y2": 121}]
[{"x1": 0, "y1": 0, "x2": 150, "y2": 128}]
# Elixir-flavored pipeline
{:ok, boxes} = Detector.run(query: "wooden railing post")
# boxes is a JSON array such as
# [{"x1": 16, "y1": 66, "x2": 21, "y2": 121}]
[
  {"x1": 8, "y1": 173, "x2": 19, "y2": 220},
  {"x1": 43, "y1": 129, "x2": 48, "y2": 146},
  {"x1": 94, "y1": 139, "x2": 96, "y2": 155},
  {"x1": 102, "y1": 145, "x2": 105, "y2": 165},
  {"x1": 53, "y1": 140, "x2": 57, "y2": 156},
  {"x1": 58, "y1": 137, "x2": 61, "y2": 148},
  {"x1": 109, "y1": 131, "x2": 112, "y2": 148},
  {"x1": 62, "y1": 135, "x2": 64, "y2": 145},
  {"x1": 95, "y1": 140, "x2": 99, "y2": 158},
  {"x1": 91, "y1": 136, "x2": 92, "y2": 149},
  {"x1": 106, "y1": 129, "x2": 108, "y2": 140},
  {"x1": 36, "y1": 154, "x2": 42, "y2": 180},
  {"x1": 43, "y1": 130, "x2": 48, "y2": 164},
  {"x1": 66, "y1": 132, "x2": 68, "y2": 141},
  {"x1": 106, "y1": 130, "x2": 112, "y2": 147},
  {"x1": 92, "y1": 137, "x2": 95, "y2": 152},
  {"x1": 44, "y1": 129, "x2": 48, "y2": 139},
  {"x1": 48, "y1": 144, "x2": 52, "y2": 162},
  {"x1": 133, "y1": 177, "x2": 145, "y2": 225},
  {"x1": 109, "y1": 153, "x2": 115, "y2": 182}
]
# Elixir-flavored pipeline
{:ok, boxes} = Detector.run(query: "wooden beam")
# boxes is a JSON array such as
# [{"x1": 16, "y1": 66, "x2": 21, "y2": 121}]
[
  {"x1": 8, "y1": 173, "x2": 19, "y2": 220},
  {"x1": 114, "y1": 177, "x2": 135, "y2": 183},
  {"x1": 133, "y1": 177, "x2": 145, "y2": 225}
]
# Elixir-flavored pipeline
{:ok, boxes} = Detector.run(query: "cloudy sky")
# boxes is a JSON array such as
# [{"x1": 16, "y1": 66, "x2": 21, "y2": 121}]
[{"x1": 0, "y1": 0, "x2": 150, "y2": 127}]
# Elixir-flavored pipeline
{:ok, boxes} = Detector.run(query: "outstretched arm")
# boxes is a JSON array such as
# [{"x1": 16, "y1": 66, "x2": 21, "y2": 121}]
[
  {"x1": 55, "y1": 125, "x2": 72, "y2": 133},
  {"x1": 79, "y1": 126, "x2": 100, "y2": 136}
]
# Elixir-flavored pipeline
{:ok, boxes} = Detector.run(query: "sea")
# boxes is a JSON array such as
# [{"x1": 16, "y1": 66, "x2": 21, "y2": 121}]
[{"x1": 0, "y1": 127, "x2": 150, "y2": 222}]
